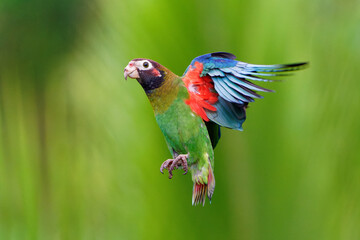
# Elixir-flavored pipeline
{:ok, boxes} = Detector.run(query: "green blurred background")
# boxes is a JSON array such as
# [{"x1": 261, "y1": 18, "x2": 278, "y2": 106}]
[{"x1": 0, "y1": 0, "x2": 359, "y2": 239}]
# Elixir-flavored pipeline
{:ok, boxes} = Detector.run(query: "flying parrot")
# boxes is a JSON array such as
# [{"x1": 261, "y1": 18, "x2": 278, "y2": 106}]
[{"x1": 124, "y1": 52, "x2": 307, "y2": 206}]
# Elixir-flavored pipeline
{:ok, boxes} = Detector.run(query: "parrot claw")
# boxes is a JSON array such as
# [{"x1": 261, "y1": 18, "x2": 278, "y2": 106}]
[{"x1": 160, "y1": 154, "x2": 189, "y2": 179}]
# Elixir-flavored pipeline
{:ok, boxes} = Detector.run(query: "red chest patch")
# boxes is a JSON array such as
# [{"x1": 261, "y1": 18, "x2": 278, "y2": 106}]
[{"x1": 182, "y1": 61, "x2": 218, "y2": 121}]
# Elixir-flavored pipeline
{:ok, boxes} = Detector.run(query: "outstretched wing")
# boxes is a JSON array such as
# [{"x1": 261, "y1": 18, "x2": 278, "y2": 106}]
[{"x1": 182, "y1": 52, "x2": 308, "y2": 133}]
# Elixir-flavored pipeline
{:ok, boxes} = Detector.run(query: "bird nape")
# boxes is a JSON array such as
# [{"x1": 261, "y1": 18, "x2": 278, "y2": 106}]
[{"x1": 124, "y1": 52, "x2": 308, "y2": 206}]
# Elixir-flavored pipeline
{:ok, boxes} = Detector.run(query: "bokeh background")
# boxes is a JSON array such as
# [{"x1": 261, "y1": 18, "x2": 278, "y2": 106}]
[{"x1": 1, "y1": 0, "x2": 359, "y2": 239}]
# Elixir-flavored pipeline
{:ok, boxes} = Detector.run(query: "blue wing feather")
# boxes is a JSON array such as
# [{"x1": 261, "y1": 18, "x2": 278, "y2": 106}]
[
  {"x1": 184, "y1": 52, "x2": 308, "y2": 132},
  {"x1": 226, "y1": 75, "x2": 274, "y2": 93},
  {"x1": 208, "y1": 69, "x2": 225, "y2": 77},
  {"x1": 215, "y1": 78, "x2": 246, "y2": 104},
  {"x1": 212, "y1": 77, "x2": 239, "y2": 103},
  {"x1": 223, "y1": 78, "x2": 259, "y2": 100},
  {"x1": 205, "y1": 97, "x2": 247, "y2": 131}
]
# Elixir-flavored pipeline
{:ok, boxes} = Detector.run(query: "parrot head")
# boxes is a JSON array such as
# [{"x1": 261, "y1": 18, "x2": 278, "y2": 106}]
[{"x1": 124, "y1": 59, "x2": 168, "y2": 92}]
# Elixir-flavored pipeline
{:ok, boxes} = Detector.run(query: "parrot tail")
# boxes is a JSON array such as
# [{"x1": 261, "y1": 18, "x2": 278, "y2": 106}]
[{"x1": 192, "y1": 164, "x2": 215, "y2": 206}]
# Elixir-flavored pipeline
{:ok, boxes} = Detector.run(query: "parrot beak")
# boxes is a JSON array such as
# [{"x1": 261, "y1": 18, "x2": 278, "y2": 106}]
[{"x1": 124, "y1": 61, "x2": 139, "y2": 80}]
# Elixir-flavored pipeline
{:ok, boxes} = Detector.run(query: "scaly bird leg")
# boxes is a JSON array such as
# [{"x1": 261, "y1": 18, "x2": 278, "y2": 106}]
[{"x1": 160, "y1": 154, "x2": 189, "y2": 179}]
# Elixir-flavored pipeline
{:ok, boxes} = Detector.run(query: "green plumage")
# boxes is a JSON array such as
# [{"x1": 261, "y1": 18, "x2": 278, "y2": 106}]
[
  {"x1": 137, "y1": 65, "x2": 214, "y2": 204},
  {"x1": 145, "y1": 70, "x2": 215, "y2": 204}
]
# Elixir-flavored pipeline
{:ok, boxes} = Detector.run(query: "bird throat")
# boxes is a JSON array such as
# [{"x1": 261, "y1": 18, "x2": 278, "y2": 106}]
[
  {"x1": 137, "y1": 75, "x2": 165, "y2": 93},
  {"x1": 143, "y1": 72, "x2": 181, "y2": 114}
]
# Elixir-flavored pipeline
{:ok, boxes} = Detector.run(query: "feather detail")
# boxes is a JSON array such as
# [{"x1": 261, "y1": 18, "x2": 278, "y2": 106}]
[
  {"x1": 183, "y1": 61, "x2": 218, "y2": 121},
  {"x1": 192, "y1": 183, "x2": 208, "y2": 206},
  {"x1": 192, "y1": 163, "x2": 215, "y2": 206},
  {"x1": 226, "y1": 75, "x2": 274, "y2": 93},
  {"x1": 206, "y1": 97, "x2": 247, "y2": 130},
  {"x1": 210, "y1": 52, "x2": 237, "y2": 60},
  {"x1": 213, "y1": 77, "x2": 240, "y2": 103}
]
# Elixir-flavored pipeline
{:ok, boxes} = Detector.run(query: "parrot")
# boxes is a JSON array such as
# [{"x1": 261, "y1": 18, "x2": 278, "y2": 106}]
[{"x1": 124, "y1": 52, "x2": 308, "y2": 206}]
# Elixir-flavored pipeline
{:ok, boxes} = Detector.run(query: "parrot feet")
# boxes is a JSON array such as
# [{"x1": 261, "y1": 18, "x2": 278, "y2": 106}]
[{"x1": 160, "y1": 154, "x2": 189, "y2": 179}]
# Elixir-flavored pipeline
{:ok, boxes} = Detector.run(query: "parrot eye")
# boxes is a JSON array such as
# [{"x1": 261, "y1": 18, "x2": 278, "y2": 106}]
[{"x1": 137, "y1": 60, "x2": 153, "y2": 70}]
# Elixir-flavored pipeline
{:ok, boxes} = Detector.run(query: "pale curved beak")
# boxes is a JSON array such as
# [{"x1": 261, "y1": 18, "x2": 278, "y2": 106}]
[{"x1": 124, "y1": 61, "x2": 139, "y2": 80}]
